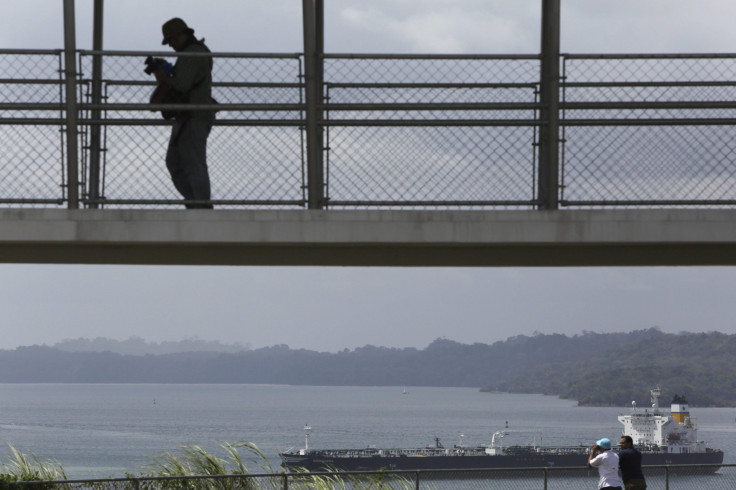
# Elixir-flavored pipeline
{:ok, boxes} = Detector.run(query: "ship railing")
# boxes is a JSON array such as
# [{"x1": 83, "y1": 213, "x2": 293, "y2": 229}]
[
  {"x1": 296, "y1": 444, "x2": 596, "y2": 459},
  {"x1": 12, "y1": 463, "x2": 733, "y2": 490},
  {"x1": 534, "y1": 445, "x2": 591, "y2": 454},
  {"x1": 305, "y1": 447, "x2": 486, "y2": 457}
]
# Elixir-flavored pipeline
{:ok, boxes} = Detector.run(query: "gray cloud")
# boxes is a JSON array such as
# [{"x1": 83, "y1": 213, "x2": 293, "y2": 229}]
[
  {"x1": 2, "y1": 265, "x2": 735, "y2": 352},
  {"x1": 5, "y1": 1, "x2": 736, "y2": 54},
  {"x1": 2, "y1": 1, "x2": 736, "y2": 351}
]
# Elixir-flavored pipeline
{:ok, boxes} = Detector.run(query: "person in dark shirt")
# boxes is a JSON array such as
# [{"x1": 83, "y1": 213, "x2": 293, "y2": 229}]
[
  {"x1": 619, "y1": 435, "x2": 647, "y2": 489},
  {"x1": 153, "y1": 18, "x2": 215, "y2": 209}
]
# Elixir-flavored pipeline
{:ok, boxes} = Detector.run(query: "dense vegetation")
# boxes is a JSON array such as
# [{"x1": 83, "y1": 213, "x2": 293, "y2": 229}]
[
  {"x1": 0, "y1": 445, "x2": 66, "y2": 489},
  {"x1": 0, "y1": 330, "x2": 658, "y2": 386},
  {"x1": 0, "y1": 444, "x2": 416, "y2": 489},
  {"x1": 3, "y1": 329, "x2": 736, "y2": 406},
  {"x1": 53, "y1": 337, "x2": 251, "y2": 355},
  {"x1": 492, "y1": 331, "x2": 736, "y2": 406}
]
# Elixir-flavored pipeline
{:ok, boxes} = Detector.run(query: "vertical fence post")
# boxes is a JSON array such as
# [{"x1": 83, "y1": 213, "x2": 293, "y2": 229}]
[
  {"x1": 88, "y1": 0, "x2": 104, "y2": 208},
  {"x1": 538, "y1": 0, "x2": 560, "y2": 210},
  {"x1": 302, "y1": 0, "x2": 325, "y2": 209},
  {"x1": 63, "y1": 0, "x2": 79, "y2": 209}
]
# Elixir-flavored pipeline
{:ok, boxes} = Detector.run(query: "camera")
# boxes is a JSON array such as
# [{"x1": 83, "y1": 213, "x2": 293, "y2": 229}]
[{"x1": 144, "y1": 56, "x2": 173, "y2": 76}]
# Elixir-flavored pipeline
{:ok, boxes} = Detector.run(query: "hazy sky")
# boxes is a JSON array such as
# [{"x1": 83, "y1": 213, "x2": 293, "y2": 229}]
[{"x1": 2, "y1": 0, "x2": 736, "y2": 352}]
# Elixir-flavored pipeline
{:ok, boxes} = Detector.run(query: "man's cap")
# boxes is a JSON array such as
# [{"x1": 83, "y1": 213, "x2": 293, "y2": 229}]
[
  {"x1": 596, "y1": 438, "x2": 611, "y2": 450},
  {"x1": 161, "y1": 18, "x2": 194, "y2": 45}
]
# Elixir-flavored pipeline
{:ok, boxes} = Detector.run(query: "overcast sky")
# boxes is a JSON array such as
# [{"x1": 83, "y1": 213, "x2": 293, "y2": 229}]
[{"x1": 2, "y1": 1, "x2": 736, "y2": 352}]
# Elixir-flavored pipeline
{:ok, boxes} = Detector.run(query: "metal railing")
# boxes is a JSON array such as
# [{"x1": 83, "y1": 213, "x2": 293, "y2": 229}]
[
  {"x1": 77, "y1": 50, "x2": 307, "y2": 209},
  {"x1": 3, "y1": 49, "x2": 736, "y2": 210},
  {"x1": 561, "y1": 53, "x2": 736, "y2": 207},
  {"x1": 322, "y1": 54, "x2": 541, "y2": 209},
  {"x1": 8, "y1": 464, "x2": 736, "y2": 489},
  {"x1": 0, "y1": 49, "x2": 67, "y2": 206}
]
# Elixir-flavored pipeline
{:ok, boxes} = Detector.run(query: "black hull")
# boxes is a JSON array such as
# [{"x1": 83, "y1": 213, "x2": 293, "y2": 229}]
[{"x1": 280, "y1": 450, "x2": 724, "y2": 474}]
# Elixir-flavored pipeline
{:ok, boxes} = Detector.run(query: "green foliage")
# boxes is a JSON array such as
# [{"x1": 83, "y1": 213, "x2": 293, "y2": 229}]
[
  {"x1": 494, "y1": 331, "x2": 736, "y2": 406},
  {"x1": 0, "y1": 443, "x2": 425, "y2": 489},
  {"x1": 140, "y1": 443, "x2": 425, "y2": 489},
  {"x1": 0, "y1": 445, "x2": 67, "y2": 488},
  {"x1": 286, "y1": 468, "x2": 422, "y2": 490},
  {"x1": 0, "y1": 473, "x2": 18, "y2": 490},
  {"x1": 0, "y1": 329, "x2": 663, "y2": 386},
  {"x1": 143, "y1": 442, "x2": 267, "y2": 489}
]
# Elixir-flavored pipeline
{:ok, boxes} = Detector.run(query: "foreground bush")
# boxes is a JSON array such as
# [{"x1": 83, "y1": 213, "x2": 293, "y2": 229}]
[
  {"x1": 0, "y1": 443, "x2": 424, "y2": 489},
  {"x1": 0, "y1": 445, "x2": 67, "y2": 489}
]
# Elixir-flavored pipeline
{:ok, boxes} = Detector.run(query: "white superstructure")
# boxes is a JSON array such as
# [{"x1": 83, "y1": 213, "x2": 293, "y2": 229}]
[{"x1": 618, "y1": 387, "x2": 707, "y2": 454}]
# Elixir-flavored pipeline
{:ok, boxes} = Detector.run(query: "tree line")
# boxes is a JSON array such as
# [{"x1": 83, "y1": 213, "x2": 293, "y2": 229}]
[{"x1": 3, "y1": 329, "x2": 735, "y2": 406}]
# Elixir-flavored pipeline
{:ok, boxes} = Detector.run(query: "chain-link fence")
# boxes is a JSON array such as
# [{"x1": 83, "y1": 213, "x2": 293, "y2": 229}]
[
  {"x1": 561, "y1": 54, "x2": 736, "y2": 206},
  {"x1": 8, "y1": 464, "x2": 736, "y2": 489},
  {"x1": 77, "y1": 50, "x2": 307, "y2": 208},
  {"x1": 323, "y1": 55, "x2": 540, "y2": 208},
  {"x1": 4, "y1": 49, "x2": 736, "y2": 209},
  {"x1": 0, "y1": 50, "x2": 66, "y2": 206}
]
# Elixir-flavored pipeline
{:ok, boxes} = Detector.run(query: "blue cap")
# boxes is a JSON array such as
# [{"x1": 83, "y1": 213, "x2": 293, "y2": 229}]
[{"x1": 596, "y1": 438, "x2": 611, "y2": 450}]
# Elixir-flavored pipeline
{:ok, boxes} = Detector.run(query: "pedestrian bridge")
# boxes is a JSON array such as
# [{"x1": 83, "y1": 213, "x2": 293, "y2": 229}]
[
  {"x1": 2, "y1": 208, "x2": 736, "y2": 266},
  {"x1": 4, "y1": 2, "x2": 736, "y2": 267}
]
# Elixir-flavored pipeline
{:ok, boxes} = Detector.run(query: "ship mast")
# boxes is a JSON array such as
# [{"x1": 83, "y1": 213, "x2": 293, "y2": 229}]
[
  {"x1": 650, "y1": 387, "x2": 661, "y2": 414},
  {"x1": 304, "y1": 424, "x2": 311, "y2": 451}
]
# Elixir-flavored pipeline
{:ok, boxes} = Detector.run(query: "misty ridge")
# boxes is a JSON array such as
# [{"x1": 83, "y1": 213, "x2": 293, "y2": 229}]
[
  {"x1": 52, "y1": 336, "x2": 252, "y2": 356},
  {"x1": 3, "y1": 328, "x2": 736, "y2": 406}
]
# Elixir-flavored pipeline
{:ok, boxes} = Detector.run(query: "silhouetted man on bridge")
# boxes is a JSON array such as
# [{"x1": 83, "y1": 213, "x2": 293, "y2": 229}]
[{"x1": 152, "y1": 17, "x2": 215, "y2": 209}]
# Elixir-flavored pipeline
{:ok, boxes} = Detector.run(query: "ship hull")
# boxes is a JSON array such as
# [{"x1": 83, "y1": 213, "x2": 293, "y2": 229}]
[
  {"x1": 283, "y1": 388, "x2": 724, "y2": 477},
  {"x1": 280, "y1": 449, "x2": 724, "y2": 474}
]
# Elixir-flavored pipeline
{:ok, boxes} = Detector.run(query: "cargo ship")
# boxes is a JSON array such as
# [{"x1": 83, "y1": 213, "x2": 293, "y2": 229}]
[{"x1": 279, "y1": 388, "x2": 723, "y2": 473}]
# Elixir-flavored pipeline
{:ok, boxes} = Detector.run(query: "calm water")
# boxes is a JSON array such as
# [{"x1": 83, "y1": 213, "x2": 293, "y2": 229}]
[{"x1": 0, "y1": 384, "x2": 734, "y2": 479}]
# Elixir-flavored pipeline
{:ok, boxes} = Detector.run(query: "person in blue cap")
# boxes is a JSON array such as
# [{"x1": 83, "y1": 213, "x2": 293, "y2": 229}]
[{"x1": 587, "y1": 437, "x2": 623, "y2": 489}]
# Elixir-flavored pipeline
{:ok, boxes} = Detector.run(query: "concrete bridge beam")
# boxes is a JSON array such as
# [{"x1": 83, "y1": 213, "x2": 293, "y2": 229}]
[{"x1": 0, "y1": 209, "x2": 734, "y2": 267}]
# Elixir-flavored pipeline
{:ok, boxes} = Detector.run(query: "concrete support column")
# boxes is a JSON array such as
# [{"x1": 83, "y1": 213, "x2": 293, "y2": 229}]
[
  {"x1": 538, "y1": 0, "x2": 561, "y2": 210},
  {"x1": 63, "y1": 0, "x2": 80, "y2": 208},
  {"x1": 88, "y1": 0, "x2": 104, "y2": 208},
  {"x1": 302, "y1": 0, "x2": 325, "y2": 209}
]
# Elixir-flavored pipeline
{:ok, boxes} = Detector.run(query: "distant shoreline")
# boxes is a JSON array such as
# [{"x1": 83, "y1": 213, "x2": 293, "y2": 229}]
[{"x1": 4, "y1": 329, "x2": 736, "y2": 406}]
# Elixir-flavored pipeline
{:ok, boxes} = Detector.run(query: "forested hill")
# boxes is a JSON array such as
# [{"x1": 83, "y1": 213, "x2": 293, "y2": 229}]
[
  {"x1": 0, "y1": 330, "x2": 654, "y2": 386},
  {"x1": 489, "y1": 331, "x2": 736, "y2": 407},
  {"x1": 52, "y1": 337, "x2": 250, "y2": 355},
  {"x1": 2, "y1": 329, "x2": 735, "y2": 406}
]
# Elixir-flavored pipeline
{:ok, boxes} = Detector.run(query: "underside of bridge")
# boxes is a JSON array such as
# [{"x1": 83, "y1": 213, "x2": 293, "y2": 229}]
[{"x1": 0, "y1": 209, "x2": 734, "y2": 267}]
